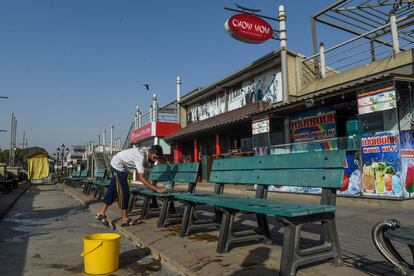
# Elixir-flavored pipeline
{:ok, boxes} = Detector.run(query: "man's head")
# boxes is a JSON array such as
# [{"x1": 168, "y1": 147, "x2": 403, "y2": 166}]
[{"x1": 148, "y1": 145, "x2": 163, "y2": 163}]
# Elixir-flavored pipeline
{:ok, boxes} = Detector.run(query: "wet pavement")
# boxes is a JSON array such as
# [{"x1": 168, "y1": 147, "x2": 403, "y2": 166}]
[{"x1": 0, "y1": 185, "x2": 178, "y2": 276}]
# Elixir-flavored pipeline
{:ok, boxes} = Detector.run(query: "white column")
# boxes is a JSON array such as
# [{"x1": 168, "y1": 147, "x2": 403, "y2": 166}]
[
  {"x1": 110, "y1": 124, "x2": 114, "y2": 155},
  {"x1": 319, "y1": 42, "x2": 326, "y2": 78},
  {"x1": 390, "y1": 13, "x2": 400, "y2": 54},
  {"x1": 176, "y1": 76, "x2": 181, "y2": 123}
]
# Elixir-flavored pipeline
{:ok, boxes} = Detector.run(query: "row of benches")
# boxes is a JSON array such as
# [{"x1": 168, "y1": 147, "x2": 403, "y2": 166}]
[{"x1": 127, "y1": 150, "x2": 345, "y2": 276}]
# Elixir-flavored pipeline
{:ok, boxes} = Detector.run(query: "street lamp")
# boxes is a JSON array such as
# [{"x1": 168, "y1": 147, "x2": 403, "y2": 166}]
[{"x1": 56, "y1": 144, "x2": 69, "y2": 180}]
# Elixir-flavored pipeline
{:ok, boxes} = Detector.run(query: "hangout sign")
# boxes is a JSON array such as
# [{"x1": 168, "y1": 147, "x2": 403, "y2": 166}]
[{"x1": 224, "y1": 14, "x2": 273, "y2": 44}]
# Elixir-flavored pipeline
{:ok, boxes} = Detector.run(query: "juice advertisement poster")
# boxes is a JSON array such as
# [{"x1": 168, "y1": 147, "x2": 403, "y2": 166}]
[
  {"x1": 338, "y1": 152, "x2": 362, "y2": 196},
  {"x1": 400, "y1": 130, "x2": 414, "y2": 197},
  {"x1": 361, "y1": 130, "x2": 403, "y2": 197}
]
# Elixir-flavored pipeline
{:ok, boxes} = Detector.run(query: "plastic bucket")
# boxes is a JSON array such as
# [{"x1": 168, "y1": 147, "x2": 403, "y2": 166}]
[{"x1": 81, "y1": 233, "x2": 121, "y2": 275}]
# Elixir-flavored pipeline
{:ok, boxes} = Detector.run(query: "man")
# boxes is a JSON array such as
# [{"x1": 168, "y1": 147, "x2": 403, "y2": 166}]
[{"x1": 95, "y1": 145, "x2": 166, "y2": 226}]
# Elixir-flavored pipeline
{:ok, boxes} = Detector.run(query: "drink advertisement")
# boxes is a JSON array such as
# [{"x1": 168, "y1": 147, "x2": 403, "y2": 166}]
[
  {"x1": 400, "y1": 130, "x2": 414, "y2": 197},
  {"x1": 290, "y1": 107, "x2": 337, "y2": 152},
  {"x1": 361, "y1": 130, "x2": 403, "y2": 197},
  {"x1": 338, "y1": 152, "x2": 362, "y2": 196}
]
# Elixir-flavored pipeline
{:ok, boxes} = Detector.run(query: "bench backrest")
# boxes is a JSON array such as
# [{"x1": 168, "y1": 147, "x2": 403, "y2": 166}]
[
  {"x1": 95, "y1": 168, "x2": 106, "y2": 179},
  {"x1": 150, "y1": 162, "x2": 200, "y2": 192},
  {"x1": 209, "y1": 150, "x2": 345, "y2": 189},
  {"x1": 73, "y1": 171, "x2": 81, "y2": 177},
  {"x1": 80, "y1": 169, "x2": 89, "y2": 178}
]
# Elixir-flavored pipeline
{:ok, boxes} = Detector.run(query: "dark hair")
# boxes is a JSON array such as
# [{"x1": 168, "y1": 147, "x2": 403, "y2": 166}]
[{"x1": 150, "y1": 145, "x2": 163, "y2": 156}]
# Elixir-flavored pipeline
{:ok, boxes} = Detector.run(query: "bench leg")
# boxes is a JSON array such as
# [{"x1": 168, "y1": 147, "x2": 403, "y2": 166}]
[
  {"x1": 256, "y1": 213, "x2": 272, "y2": 239},
  {"x1": 324, "y1": 217, "x2": 342, "y2": 264},
  {"x1": 217, "y1": 210, "x2": 232, "y2": 253},
  {"x1": 127, "y1": 193, "x2": 136, "y2": 214},
  {"x1": 180, "y1": 203, "x2": 194, "y2": 237},
  {"x1": 157, "y1": 198, "x2": 170, "y2": 228},
  {"x1": 98, "y1": 186, "x2": 105, "y2": 200},
  {"x1": 280, "y1": 223, "x2": 299, "y2": 276},
  {"x1": 139, "y1": 196, "x2": 150, "y2": 221}
]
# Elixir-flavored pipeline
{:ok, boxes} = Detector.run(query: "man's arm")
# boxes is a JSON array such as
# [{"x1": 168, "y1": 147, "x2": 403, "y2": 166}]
[{"x1": 137, "y1": 173, "x2": 166, "y2": 193}]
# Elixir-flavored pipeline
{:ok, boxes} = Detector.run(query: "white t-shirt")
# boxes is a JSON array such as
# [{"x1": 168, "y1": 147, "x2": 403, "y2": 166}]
[{"x1": 110, "y1": 147, "x2": 151, "y2": 173}]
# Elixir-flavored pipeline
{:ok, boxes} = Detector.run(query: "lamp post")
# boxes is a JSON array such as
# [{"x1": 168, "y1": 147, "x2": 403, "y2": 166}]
[{"x1": 56, "y1": 144, "x2": 69, "y2": 180}]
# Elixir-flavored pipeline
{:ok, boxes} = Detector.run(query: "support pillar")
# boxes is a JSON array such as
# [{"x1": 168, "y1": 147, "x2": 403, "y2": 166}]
[
  {"x1": 215, "y1": 134, "x2": 221, "y2": 156},
  {"x1": 194, "y1": 138, "x2": 199, "y2": 162}
]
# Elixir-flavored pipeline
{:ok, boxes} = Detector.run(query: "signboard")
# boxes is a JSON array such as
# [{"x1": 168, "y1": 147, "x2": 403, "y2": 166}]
[
  {"x1": 361, "y1": 130, "x2": 403, "y2": 197},
  {"x1": 252, "y1": 118, "x2": 269, "y2": 135},
  {"x1": 130, "y1": 123, "x2": 153, "y2": 143},
  {"x1": 400, "y1": 130, "x2": 414, "y2": 197},
  {"x1": 224, "y1": 14, "x2": 273, "y2": 44},
  {"x1": 358, "y1": 86, "x2": 397, "y2": 115},
  {"x1": 290, "y1": 107, "x2": 337, "y2": 152}
]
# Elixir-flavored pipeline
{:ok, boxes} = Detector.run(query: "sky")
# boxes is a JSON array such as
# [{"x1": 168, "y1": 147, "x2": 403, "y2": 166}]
[{"x1": 0, "y1": 0, "x2": 352, "y2": 154}]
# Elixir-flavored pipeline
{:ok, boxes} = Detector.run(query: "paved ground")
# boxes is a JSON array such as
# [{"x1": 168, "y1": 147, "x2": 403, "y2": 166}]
[
  {"x1": 60, "y1": 182, "x2": 414, "y2": 276},
  {"x1": 0, "y1": 185, "x2": 177, "y2": 276}
]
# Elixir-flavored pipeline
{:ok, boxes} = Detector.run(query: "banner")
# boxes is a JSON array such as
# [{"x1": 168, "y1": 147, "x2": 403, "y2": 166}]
[
  {"x1": 338, "y1": 152, "x2": 362, "y2": 196},
  {"x1": 290, "y1": 107, "x2": 337, "y2": 152},
  {"x1": 361, "y1": 130, "x2": 403, "y2": 197},
  {"x1": 252, "y1": 118, "x2": 269, "y2": 135}
]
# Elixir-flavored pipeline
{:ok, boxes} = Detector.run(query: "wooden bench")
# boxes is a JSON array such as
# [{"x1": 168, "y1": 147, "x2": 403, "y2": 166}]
[
  {"x1": 0, "y1": 176, "x2": 14, "y2": 193},
  {"x1": 64, "y1": 170, "x2": 81, "y2": 186},
  {"x1": 72, "y1": 169, "x2": 88, "y2": 188},
  {"x1": 175, "y1": 150, "x2": 345, "y2": 276},
  {"x1": 128, "y1": 162, "x2": 199, "y2": 227},
  {"x1": 372, "y1": 219, "x2": 414, "y2": 275},
  {"x1": 82, "y1": 168, "x2": 106, "y2": 195}
]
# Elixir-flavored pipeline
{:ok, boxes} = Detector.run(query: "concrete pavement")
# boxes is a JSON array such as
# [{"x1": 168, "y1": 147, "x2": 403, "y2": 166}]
[
  {"x1": 0, "y1": 184, "x2": 177, "y2": 276},
  {"x1": 59, "y1": 182, "x2": 414, "y2": 276}
]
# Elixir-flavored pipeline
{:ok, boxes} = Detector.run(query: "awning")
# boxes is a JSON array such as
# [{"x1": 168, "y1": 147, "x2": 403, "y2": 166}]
[{"x1": 166, "y1": 101, "x2": 271, "y2": 141}]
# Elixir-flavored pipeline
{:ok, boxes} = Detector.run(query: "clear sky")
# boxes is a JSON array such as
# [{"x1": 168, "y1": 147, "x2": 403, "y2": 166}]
[{"x1": 0, "y1": 0, "x2": 351, "y2": 154}]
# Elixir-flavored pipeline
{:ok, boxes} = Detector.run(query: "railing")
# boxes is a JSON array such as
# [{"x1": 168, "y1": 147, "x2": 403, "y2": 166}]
[{"x1": 300, "y1": 12, "x2": 414, "y2": 87}]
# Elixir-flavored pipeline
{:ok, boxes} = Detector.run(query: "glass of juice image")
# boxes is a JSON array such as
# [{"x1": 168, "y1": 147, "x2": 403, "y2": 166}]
[
  {"x1": 362, "y1": 165, "x2": 375, "y2": 193},
  {"x1": 384, "y1": 174, "x2": 393, "y2": 192},
  {"x1": 374, "y1": 162, "x2": 386, "y2": 194},
  {"x1": 405, "y1": 161, "x2": 414, "y2": 193}
]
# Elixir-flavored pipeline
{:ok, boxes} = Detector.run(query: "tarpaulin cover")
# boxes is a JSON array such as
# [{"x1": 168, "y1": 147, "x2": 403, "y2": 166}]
[{"x1": 27, "y1": 154, "x2": 49, "y2": 180}]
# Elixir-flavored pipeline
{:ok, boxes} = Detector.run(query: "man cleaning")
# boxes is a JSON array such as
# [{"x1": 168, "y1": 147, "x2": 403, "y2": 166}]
[{"x1": 95, "y1": 145, "x2": 166, "y2": 226}]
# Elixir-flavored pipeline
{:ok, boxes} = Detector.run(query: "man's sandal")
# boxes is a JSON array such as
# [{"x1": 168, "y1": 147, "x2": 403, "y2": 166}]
[
  {"x1": 95, "y1": 214, "x2": 109, "y2": 227},
  {"x1": 120, "y1": 219, "x2": 136, "y2": 227}
]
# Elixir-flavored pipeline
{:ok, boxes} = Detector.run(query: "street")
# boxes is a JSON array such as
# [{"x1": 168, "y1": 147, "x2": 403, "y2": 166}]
[{"x1": 0, "y1": 184, "x2": 178, "y2": 276}]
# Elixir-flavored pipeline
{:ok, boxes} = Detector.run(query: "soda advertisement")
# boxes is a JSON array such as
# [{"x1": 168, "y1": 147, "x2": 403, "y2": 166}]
[
  {"x1": 358, "y1": 85, "x2": 396, "y2": 115},
  {"x1": 338, "y1": 152, "x2": 362, "y2": 196},
  {"x1": 361, "y1": 131, "x2": 403, "y2": 197},
  {"x1": 290, "y1": 107, "x2": 337, "y2": 152},
  {"x1": 400, "y1": 130, "x2": 414, "y2": 197}
]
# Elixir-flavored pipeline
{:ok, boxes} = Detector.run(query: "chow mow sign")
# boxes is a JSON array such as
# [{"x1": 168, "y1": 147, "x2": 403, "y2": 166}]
[{"x1": 225, "y1": 14, "x2": 273, "y2": 44}]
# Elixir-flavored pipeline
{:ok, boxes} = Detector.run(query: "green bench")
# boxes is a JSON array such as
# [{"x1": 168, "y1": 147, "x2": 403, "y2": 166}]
[
  {"x1": 175, "y1": 150, "x2": 345, "y2": 276},
  {"x1": 0, "y1": 176, "x2": 14, "y2": 193},
  {"x1": 64, "y1": 170, "x2": 81, "y2": 186},
  {"x1": 82, "y1": 168, "x2": 106, "y2": 195},
  {"x1": 72, "y1": 169, "x2": 89, "y2": 188},
  {"x1": 128, "y1": 162, "x2": 199, "y2": 227}
]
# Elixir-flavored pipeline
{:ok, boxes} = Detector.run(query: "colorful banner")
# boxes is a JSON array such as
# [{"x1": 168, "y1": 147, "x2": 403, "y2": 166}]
[
  {"x1": 290, "y1": 107, "x2": 337, "y2": 152},
  {"x1": 358, "y1": 86, "x2": 396, "y2": 115},
  {"x1": 361, "y1": 130, "x2": 403, "y2": 197},
  {"x1": 400, "y1": 130, "x2": 414, "y2": 197}
]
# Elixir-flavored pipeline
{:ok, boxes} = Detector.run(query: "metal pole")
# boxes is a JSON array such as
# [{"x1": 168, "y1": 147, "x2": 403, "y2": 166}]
[
  {"x1": 12, "y1": 117, "x2": 17, "y2": 166},
  {"x1": 370, "y1": 40, "x2": 376, "y2": 61},
  {"x1": 320, "y1": 42, "x2": 326, "y2": 78},
  {"x1": 110, "y1": 124, "x2": 114, "y2": 155},
  {"x1": 152, "y1": 94, "x2": 158, "y2": 122},
  {"x1": 9, "y1": 113, "x2": 14, "y2": 166},
  {"x1": 22, "y1": 131, "x2": 25, "y2": 149},
  {"x1": 279, "y1": 5, "x2": 290, "y2": 104},
  {"x1": 176, "y1": 76, "x2": 181, "y2": 124},
  {"x1": 103, "y1": 129, "x2": 106, "y2": 154},
  {"x1": 390, "y1": 13, "x2": 400, "y2": 54}
]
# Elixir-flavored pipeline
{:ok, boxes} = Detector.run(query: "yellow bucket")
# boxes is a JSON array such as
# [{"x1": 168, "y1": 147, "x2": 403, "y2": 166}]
[{"x1": 81, "y1": 233, "x2": 121, "y2": 275}]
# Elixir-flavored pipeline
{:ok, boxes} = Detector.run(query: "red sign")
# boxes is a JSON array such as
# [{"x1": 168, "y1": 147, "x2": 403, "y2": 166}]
[
  {"x1": 130, "y1": 123, "x2": 152, "y2": 143},
  {"x1": 155, "y1": 122, "x2": 180, "y2": 137},
  {"x1": 129, "y1": 122, "x2": 181, "y2": 144},
  {"x1": 224, "y1": 14, "x2": 273, "y2": 44}
]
